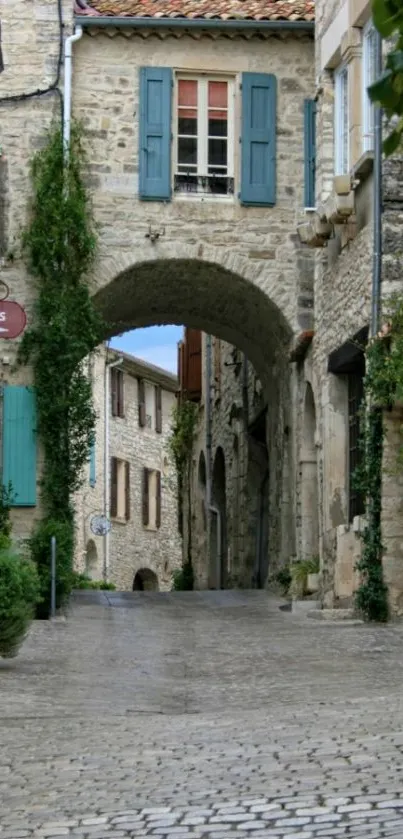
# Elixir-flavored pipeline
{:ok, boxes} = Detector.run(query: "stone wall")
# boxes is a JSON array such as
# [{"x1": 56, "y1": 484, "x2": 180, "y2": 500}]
[
  {"x1": 0, "y1": 9, "x2": 315, "y2": 569},
  {"x1": 74, "y1": 346, "x2": 182, "y2": 591}
]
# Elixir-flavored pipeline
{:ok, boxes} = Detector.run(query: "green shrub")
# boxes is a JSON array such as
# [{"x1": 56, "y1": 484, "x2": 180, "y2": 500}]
[
  {"x1": 0, "y1": 549, "x2": 41, "y2": 658},
  {"x1": 171, "y1": 563, "x2": 194, "y2": 591},
  {"x1": 275, "y1": 567, "x2": 292, "y2": 594},
  {"x1": 71, "y1": 572, "x2": 116, "y2": 591},
  {"x1": 28, "y1": 518, "x2": 74, "y2": 619}
]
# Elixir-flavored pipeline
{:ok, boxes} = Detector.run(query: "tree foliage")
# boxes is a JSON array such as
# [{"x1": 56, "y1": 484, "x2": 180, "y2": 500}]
[
  {"x1": 19, "y1": 123, "x2": 104, "y2": 616},
  {"x1": 369, "y1": 0, "x2": 403, "y2": 154}
]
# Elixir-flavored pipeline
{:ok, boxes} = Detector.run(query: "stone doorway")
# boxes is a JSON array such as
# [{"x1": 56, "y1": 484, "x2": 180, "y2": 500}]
[{"x1": 133, "y1": 569, "x2": 159, "y2": 591}]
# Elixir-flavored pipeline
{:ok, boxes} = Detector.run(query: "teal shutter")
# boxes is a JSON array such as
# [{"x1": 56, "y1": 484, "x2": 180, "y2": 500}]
[
  {"x1": 89, "y1": 438, "x2": 96, "y2": 488},
  {"x1": 241, "y1": 73, "x2": 277, "y2": 206},
  {"x1": 304, "y1": 99, "x2": 316, "y2": 208},
  {"x1": 2, "y1": 385, "x2": 36, "y2": 506},
  {"x1": 139, "y1": 67, "x2": 172, "y2": 201}
]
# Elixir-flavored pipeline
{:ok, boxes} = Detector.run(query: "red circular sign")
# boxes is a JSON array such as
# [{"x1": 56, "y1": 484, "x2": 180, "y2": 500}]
[{"x1": 0, "y1": 301, "x2": 27, "y2": 339}]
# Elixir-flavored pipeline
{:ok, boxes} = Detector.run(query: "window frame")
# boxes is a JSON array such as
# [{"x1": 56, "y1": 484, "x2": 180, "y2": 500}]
[
  {"x1": 334, "y1": 64, "x2": 349, "y2": 175},
  {"x1": 110, "y1": 456, "x2": 130, "y2": 521},
  {"x1": 173, "y1": 72, "x2": 235, "y2": 201},
  {"x1": 362, "y1": 20, "x2": 376, "y2": 154}
]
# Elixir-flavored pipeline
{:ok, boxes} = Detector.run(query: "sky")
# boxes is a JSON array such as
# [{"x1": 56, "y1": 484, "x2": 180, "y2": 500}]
[{"x1": 110, "y1": 325, "x2": 183, "y2": 374}]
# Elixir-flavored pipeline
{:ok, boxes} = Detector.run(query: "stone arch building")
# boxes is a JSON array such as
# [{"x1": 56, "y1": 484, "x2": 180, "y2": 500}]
[{"x1": 0, "y1": 0, "x2": 315, "y2": 586}]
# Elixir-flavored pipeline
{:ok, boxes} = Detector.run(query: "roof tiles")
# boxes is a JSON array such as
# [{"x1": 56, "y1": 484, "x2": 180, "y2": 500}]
[{"x1": 75, "y1": 0, "x2": 315, "y2": 22}]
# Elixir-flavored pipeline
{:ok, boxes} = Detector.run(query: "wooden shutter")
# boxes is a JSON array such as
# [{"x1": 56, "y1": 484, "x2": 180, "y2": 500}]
[
  {"x1": 184, "y1": 328, "x2": 202, "y2": 402},
  {"x1": 156, "y1": 470, "x2": 161, "y2": 529},
  {"x1": 139, "y1": 67, "x2": 172, "y2": 201},
  {"x1": 125, "y1": 460, "x2": 130, "y2": 521},
  {"x1": 117, "y1": 370, "x2": 125, "y2": 418},
  {"x1": 89, "y1": 437, "x2": 96, "y2": 488},
  {"x1": 241, "y1": 73, "x2": 277, "y2": 206},
  {"x1": 2, "y1": 385, "x2": 37, "y2": 506},
  {"x1": 110, "y1": 456, "x2": 118, "y2": 518},
  {"x1": 155, "y1": 385, "x2": 162, "y2": 433},
  {"x1": 111, "y1": 368, "x2": 118, "y2": 417},
  {"x1": 138, "y1": 378, "x2": 146, "y2": 427},
  {"x1": 142, "y1": 467, "x2": 149, "y2": 526},
  {"x1": 304, "y1": 99, "x2": 316, "y2": 208}
]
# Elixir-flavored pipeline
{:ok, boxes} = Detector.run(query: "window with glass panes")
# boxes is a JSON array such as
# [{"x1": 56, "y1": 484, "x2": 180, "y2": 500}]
[
  {"x1": 334, "y1": 65, "x2": 349, "y2": 175},
  {"x1": 175, "y1": 77, "x2": 234, "y2": 196},
  {"x1": 363, "y1": 21, "x2": 376, "y2": 152}
]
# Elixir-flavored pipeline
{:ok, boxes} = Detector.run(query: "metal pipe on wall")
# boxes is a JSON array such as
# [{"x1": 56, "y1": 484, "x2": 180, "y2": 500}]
[{"x1": 371, "y1": 28, "x2": 383, "y2": 338}]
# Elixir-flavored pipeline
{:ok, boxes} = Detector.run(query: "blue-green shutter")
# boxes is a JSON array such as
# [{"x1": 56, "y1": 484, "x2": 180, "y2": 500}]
[
  {"x1": 139, "y1": 67, "x2": 172, "y2": 201},
  {"x1": 89, "y1": 438, "x2": 96, "y2": 488},
  {"x1": 3, "y1": 385, "x2": 37, "y2": 506},
  {"x1": 304, "y1": 99, "x2": 316, "y2": 208},
  {"x1": 241, "y1": 73, "x2": 277, "y2": 206}
]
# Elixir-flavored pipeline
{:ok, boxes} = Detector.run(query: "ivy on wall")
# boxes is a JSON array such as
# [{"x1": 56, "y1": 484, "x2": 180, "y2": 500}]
[
  {"x1": 354, "y1": 297, "x2": 403, "y2": 621},
  {"x1": 19, "y1": 123, "x2": 104, "y2": 615},
  {"x1": 168, "y1": 400, "x2": 198, "y2": 589}
]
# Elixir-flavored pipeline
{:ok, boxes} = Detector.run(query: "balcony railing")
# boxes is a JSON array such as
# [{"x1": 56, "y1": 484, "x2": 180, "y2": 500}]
[{"x1": 174, "y1": 173, "x2": 234, "y2": 197}]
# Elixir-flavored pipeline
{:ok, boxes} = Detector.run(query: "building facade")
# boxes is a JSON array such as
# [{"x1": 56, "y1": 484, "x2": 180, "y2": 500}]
[
  {"x1": 0, "y1": 0, "x2": 316, "y2": 584},
  {"x1": 74, "y1": 346, "x2": 181, "y2": 591}
]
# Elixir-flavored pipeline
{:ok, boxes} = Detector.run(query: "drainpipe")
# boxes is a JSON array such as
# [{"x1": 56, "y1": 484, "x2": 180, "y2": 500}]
[
  {"x1": 63, "y1": 26, "x2": 83, "y2": 156},
  {"x1": 103, "y1": 354, "x2": 123, "y2": 581},
  {"x1": 371, "y1": 28, "x2": 383, "y2": 338}
]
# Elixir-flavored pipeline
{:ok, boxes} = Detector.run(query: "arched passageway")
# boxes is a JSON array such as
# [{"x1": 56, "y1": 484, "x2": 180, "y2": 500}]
[
  {"x1": 209, "y1": 448, "x2": 228, "y2": 590},
  {"x1": 300, "y1": 383, "x2": 319, "y2": 560},
  {"x1": 92, "y1": 255, "x2": 294, "y2": 572},
  {"x1": 133, "y1": 569, "x2": 159, "y2": 592}
]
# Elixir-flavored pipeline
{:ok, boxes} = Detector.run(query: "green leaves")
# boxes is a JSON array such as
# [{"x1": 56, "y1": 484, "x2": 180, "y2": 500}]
[
  {"x1": 369, "y1": 0, "x2": 403, "y2": 155},
  {"x1": 19, "y1": 122, "x2": 104, "y2": 617}
]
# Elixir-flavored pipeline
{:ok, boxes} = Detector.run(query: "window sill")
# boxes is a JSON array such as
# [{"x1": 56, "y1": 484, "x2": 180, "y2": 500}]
[
  {"x1": 144, "y1": 524, "x2": 158, "y2": 532},
  {"x1": 173, "y1": 193, "x2": 235, "y2": 204},
  {"x1": 351, "y1": 150, "x2": 374, "y2": 184},
  {"x1": 111, "y1": 516, "x2": 128, "y2": 526}
]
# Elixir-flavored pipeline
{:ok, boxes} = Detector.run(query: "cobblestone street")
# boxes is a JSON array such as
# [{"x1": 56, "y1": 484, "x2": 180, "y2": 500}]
[{"x1": 1, "y1": 591, "x2": 403, "y2": 838}]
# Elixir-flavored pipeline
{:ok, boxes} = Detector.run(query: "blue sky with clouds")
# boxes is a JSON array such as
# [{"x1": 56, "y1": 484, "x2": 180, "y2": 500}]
[{"x1": 110, "y1": 325, "x2": 183, "y2": 374}]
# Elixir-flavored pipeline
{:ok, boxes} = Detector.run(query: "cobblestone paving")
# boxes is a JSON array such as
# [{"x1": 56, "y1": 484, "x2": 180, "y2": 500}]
[{"x1": 1, "y1": 590, "x2": 403, "y2": 838}]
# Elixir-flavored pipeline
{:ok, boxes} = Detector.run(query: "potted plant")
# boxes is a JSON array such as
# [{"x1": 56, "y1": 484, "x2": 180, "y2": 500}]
[{"x1": 306, "y1": 556, "x2": 320, "y2": 593}]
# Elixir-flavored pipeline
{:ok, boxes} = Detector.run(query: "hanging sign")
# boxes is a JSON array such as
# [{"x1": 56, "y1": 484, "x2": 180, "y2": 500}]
[{"x1": 0, "y1": 301, "x2": 27, "y2": 339}]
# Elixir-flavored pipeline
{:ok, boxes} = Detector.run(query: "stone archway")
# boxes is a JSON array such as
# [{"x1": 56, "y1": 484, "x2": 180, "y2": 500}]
[
  {"x1": 210, "y1": 447, "x2": 228, "y2": 590},
  {"x1": 133, "y1": 568, "x2": 159, "y2": 592},
  {"x1": 92, "y1": 255, "x2": 294, "y2": 570},
  {"x1": 300, "y1": 383, "x2": 319, "y2": 560}
]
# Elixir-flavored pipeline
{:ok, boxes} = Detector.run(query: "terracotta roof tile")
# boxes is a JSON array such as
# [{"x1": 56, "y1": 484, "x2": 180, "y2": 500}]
[{"x1": 75, "y1": 0, "x2": 315, "y2": 22}]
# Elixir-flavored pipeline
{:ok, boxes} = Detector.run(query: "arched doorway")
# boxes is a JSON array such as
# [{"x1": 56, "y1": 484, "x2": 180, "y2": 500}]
[
  {"x1": 300, "y1": 383, "x2": 319, "y2": 560},
  {"x1": 133, "y1": 569, "x2": 159, "y2": 591},
  {"x1": 210, "y1": 447, "x2": 227, "y2": 590},
  {"x1": 85, "y1": 539, "x2": 98, "y2": 580}
]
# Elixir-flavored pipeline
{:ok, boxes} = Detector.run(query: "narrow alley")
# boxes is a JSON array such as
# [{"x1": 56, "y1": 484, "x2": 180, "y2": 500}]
[{"x1": 1, "y1": 592, "x2": 403, "y2": 838}]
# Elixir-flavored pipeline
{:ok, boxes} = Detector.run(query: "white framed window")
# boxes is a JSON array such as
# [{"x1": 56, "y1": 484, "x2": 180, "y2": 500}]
[
  {"x1": 334, "y1": 65, "x2": 349, "y2": 175},
  {"x1": 362, "y1": 20, "x2": 376, "y2": 153},
  {"x1": 174, "y1": 75, "x2": 235, "y2": 198}
]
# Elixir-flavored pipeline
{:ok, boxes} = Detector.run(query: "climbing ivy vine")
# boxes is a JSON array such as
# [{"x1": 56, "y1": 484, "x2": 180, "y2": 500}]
[
  {"x1": 168, "y1": 400, "x2": 198, "y2": 589},
  {"x1": 19, "y1": 122, "x2": 104, "y2": 615},
  {"x1": 354, "y1": 297, "x2": 403, "y2": 621}
]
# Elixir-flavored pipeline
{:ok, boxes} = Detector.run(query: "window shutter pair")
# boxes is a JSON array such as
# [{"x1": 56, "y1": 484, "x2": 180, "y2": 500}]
[
  {"x1": 155, "y1": 385, "x2": 162, "y2": 434},
  {"x1": 139, "y1": 68, "x2": 277, "y2": 207},
  {"x1": 304, "y1": 99, "x2": 316, "y2": 208},
  {"x1": 185, "y1": 328, "x2": 202, "y2": 402},
  {"x1": 111, "y1": 368, "x2": 124, "y2": 418},
  {"x1": 138, "y1": 379, "x2": 146, "y2": 427},
  {"x1": 2, "y1": 385, "x2": 37, "y2": 506},
  {"x1": 142, "y1": 467, "x2": 161, "y2": 528},
  {"x1": 110, "y1": 457, "x2": 130, "y2": 520}
]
